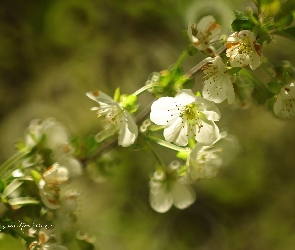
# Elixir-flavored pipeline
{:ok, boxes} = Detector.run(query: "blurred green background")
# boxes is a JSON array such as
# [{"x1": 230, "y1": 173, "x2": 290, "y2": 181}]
[{"x1": 1, "y1": 0, "x2": 295, "y2": 249}]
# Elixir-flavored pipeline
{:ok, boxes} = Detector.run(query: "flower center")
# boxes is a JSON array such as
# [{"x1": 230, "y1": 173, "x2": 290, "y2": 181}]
[
  {"x1": 94, "y1": 105, "x2": 123, "y2": 131},
  {"x1": 181, "y1": 103, "x2": 203, "y2": 133}
]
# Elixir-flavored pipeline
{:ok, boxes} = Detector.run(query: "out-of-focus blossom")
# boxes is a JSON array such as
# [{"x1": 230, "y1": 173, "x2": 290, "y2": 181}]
[
  {"x1": 188, "y1": 15, "x2": 221, "y2": 53},
  {"x1": 273, "y1": 82, "x2": 295, "y2": 119}
]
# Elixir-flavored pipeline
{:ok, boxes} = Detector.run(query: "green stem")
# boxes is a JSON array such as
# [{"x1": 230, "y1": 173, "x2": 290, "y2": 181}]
[
  {"x1": 171, "y1": 49, "x2": 188, "y2": 76},
  {"x1": 133, "y1": 83, "x2": 161, "y2": 96},
  {"x1": 148, "y1": 135, "x2": 189, "y2": 152},
  {"x1": 0, "y1": 149, "x2": 29, "y2": 177},
  {"x1": 147, "y1": 142, "x2": 166, "y2": 168}
]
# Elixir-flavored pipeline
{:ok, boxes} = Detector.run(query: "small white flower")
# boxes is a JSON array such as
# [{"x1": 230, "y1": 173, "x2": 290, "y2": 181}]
[
  {"x1": 28, "y1": 228, "x2": 67, "y2": 250},
  {"x1": 149, "y1": 161, "x2": 196, "y2": 213},
  {"x1": 86, "y1": 90, "x2": 138, "y2": 147},
  {"x1": 39, "y1": 163, "x2": 69, "y2": 210},
  {"x1": 188, "y1": 15, "x2": 221, "y2": 52},
  {"x1": 226, "y1": 30, "x2": 262, "y2": 70},
  {"x1": 273, "y1": 83, "x2": 295, "y2": 119},
  {"x1": 188, "y1": 131, "x2": 239, "y2": 181},
  {"x1": 150, "y1": 89, "x2": 220, "y2": 146},
  {"x1": 202, "y1": 56, "x2": 235, "y2": 104}
]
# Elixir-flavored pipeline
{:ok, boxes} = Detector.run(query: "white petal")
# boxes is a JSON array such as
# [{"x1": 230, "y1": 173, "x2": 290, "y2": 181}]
[
  {"x1": 174, "y1": 89, "x2": 196, "y2": 105},
  {"x1": 150, "y1": 97, "x2": 180, "y2": 125},
  {"x1": 249, "y1": 49, "x2": 262, "y2": 70},
  {"x1": 58, "y1": 156, "x2": 83, "y2": 178},
  {"x1": 164, "y1": 117, "x2": 188, "y2": 146},
  {"x1": 118, "y1": 112, "x2": 138, "y2": 147},
  {"x1": 195, "y1": 120, "x2": 219, "y2": 145},
  {"x1": 196, "y1": 97, "x2": 221, "y2": 121},
  {"x1": 171, "y1": 182, "x2": 196, "y2": 209},
  {"x1": 273, "y1": 94, "x2": 283, "y2": 117},
  {"x1": 149, "y1": 187, "x2": 173, "y2": 213},
  {"x1": 86, "y1": 90, "x2": 113, "y2": 105}
]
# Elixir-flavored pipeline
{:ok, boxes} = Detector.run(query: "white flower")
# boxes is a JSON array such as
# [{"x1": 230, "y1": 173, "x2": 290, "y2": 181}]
[
  {"x1": 202, "y1": 56, "x2": 235, "y2": 104},
  {"x1": 86, "y1": 90, "x2": 138, "y2": 147},
  {"x1": 226, "y1": 30, "x2": 262, "y2": 70},
  {"x1": 188, "y1": 131, "x2": 239, "y2": 181},
  {"x1": 28, "y1": 228, "x2": 67, "y2": 250},
  {"x1": 149, "y1": 161, "x2": 196, "y2": 213},
  {"x1": 188, "y1": 15, "x2": 221, "y2": 52},
  {"x1": 273, "y1": 83, "x2": 295, "y2": 119},
  {"x1": 39, "y1": 163, "x2": 69, "y2": 210},
  {"x1": 150, "y1": 89, "x2": 220, "y2": 146},
  {"x1": 25, "y1": 118, "x2": 69, "y2": 152}
]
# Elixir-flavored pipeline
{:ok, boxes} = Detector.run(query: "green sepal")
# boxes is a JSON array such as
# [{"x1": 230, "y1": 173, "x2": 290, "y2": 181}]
[
  {"x1": 15, "y1": 141, "x2": 27, "y2": 151},
  {"x1": 121, "y1": 94, "x2": 138, "y2": 113},
  {"x1": 176, "y1": 151, "x2": 190, "y2": 160},
  {"x1": 181, "y1": 29, "x2": 190, "y2": 42},
  {"x1": 31, "y1": 170, "x2": 42, "y2": 183},
  {"x1": 228, "y1": 67, "x2": 242, "y2": 75},
  {"x1": 178, "y1": 164, "x2": 187, "y2": 177},
  {"x1": 113, "y1": 87, "x2": 121, "y2": 102},
  {"x1": 187, "y1": 44, "x2": 198, "y2": 56},
  {"x1": 195, "y1": 91, "x2": 201, "y2": 97}
]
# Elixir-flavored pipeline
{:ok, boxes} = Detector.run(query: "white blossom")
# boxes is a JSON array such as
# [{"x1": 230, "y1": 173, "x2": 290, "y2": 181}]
[
  {"x1": 39, "y1": 163, "x2": 69, "y2": 210},
  {"x1": 273, "y1": 83, "x2": 295, "y2": 119},
  {"x1": 28, "y1": 228, "x2": 67, "y2": 250},
  {"x1": 86, "y1": 90, "x2": 138, "y2": 147},
  {"x1": 226, "y1": 30, "x2": 262, "y2": 70},
  {"x1": 202, "y1": 56, "x2": 235, "y2": 104},
  {"x1": 188, "y1": 131, "x2": 239, "y2": 181},
  {"x1": 149, "y1": 161, "x2": 196, "y2": 213},
  {"x1": 150, "y1": 89, "x2": 220, "y2": 146},
  {"x1": 188, "y1": 15, "x2": 221, "y2": 52}
]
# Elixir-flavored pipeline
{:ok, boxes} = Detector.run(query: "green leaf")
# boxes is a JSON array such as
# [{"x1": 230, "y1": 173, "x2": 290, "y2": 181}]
[
  {"x1": 275, "y1": 27, "x2": 295, "y2": 41},
  {"x1": 267, "y1": 81, "x2": 282, "y2": 94},
  {"x1": 228, "y1": 67, "x2": 242, "y2": 75},
  {"x1": 232, "y1": 19, "x2": 255, "y2": 31}
]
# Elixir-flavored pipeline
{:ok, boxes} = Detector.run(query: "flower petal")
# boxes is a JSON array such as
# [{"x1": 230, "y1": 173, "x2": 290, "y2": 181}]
[
  {"x1": 149, "y1": 187, "x2": 173, "y2": 213},
  {"x1": 195, "y1": 119, "x2": 219, "y2": 145},
  {"x1": 171, "y1": 182, "x2": 196, "y2": 209},
  {"x1": 118, "y1": 112, "x2": 138, "y2": 147},
  {"x1": 150, "y1": 97, "x2": 180, "y2": 125}
]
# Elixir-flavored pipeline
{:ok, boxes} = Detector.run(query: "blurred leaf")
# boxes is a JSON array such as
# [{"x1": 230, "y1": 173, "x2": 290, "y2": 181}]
[
  {"x1": 267, "y1": 81, "x2": 282, "y2": 94},
  {"x1": 274, "y1": 27, "x2": 295, "y2": 41}
]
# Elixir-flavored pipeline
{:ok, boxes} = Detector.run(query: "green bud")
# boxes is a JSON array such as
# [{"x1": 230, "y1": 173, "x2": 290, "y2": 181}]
[
  {"x1": 121, "y1": 94, "x2": 138, "y2": 113},
  {"x1": 31, "y1": 170, "x2": 42, "y2": 183}
]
